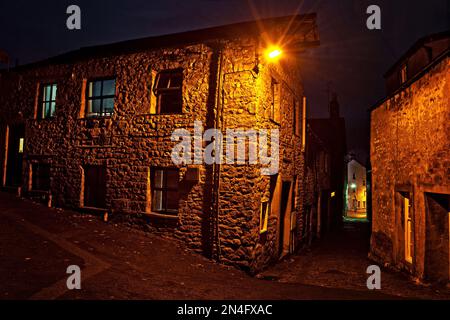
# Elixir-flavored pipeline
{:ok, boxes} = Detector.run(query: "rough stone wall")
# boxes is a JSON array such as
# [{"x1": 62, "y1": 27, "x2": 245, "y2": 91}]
[
  {"x1": 0, "y1": 35, "x2": 307, "y2": 273},
  {"x1": 370, "y1": 56, "x2": 450, "y2": 279}
]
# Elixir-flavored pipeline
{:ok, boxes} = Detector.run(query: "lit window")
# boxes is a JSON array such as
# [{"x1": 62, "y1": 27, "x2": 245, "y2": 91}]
[
  {"x1": 39, "y1": 83, "x2": 57, "y2": 119},
  {"x1": 18, "y1": 138, "x2": 24, "y2": 153},
  {"x1": 400, "y1": 64, "x2": 407, "y2": 84},
  {"x1": 152, "y1": 168, "x2": 179, "y2": 215},
  {"x1": 86, "y1": 78, "x2": 116, "y2": 117},
  {"x1": 260, "y1": 201, "x2": 270, "y2": 233},
  {"x1": 153, "y1": 69, "x2": 183, "y2": 114}
]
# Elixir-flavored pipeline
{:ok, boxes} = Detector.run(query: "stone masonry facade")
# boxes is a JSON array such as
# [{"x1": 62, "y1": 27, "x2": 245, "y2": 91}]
[
  {"x1": 0, "y1": 15, "x2": 319, "y2": 273},
  {"x1": 370, "y1": 45, "x2": 449, "y2": 283}
]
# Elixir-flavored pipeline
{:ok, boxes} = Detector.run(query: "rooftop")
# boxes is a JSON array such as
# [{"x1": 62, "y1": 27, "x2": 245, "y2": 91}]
[{"x1": 2, "y1": 14, "x2": 319, "y2": 72}]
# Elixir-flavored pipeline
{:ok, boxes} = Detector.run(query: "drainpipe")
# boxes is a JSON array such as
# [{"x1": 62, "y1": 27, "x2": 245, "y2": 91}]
[{"x1": 212, "y1": 44, "x2": 224, "y2": 262}]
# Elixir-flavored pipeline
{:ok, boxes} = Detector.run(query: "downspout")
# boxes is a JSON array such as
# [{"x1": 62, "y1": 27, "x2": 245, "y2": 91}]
[{"x1": 212, "y1": 43, "x2": 225, "y2": 262}]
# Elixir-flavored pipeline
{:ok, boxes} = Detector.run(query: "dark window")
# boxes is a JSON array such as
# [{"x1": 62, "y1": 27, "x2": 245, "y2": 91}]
[
  {"x1": 86, "y1": 78, "x2": 116, "y2": 117},
  {"x1": 151, "y1": 168, "x2": 179, "y2": 215},
  {"x1": 39, "y1": 84, "x2": 57, "y2": 119},
  {"x1": 84, "y1": 165, "x2": 107, "y2": 208},
  {"x1": 153, "y1": 70, "x2": 183, "y2": 114},
  {"x1": 32, "y1": 163, "x2": 51, "y2": 191}
]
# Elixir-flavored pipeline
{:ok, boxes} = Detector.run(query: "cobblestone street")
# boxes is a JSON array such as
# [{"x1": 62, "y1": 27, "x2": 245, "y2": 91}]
[
  {"x1": 260, "y1": 220, "x2": 450, "y2": 299},
  {"x1": 0, "y1": 191, "x2": 448, "y2": 300}
]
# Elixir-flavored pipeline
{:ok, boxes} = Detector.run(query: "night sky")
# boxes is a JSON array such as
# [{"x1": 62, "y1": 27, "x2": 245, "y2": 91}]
[{"x1": 1, "y1": 0, "x2": 449, "y2": 162}]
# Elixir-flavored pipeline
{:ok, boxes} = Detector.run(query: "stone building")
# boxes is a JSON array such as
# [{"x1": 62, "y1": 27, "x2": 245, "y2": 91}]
[
  {"x1": 303, "y1": 123, "x2": 331, "y2": 243},
  {"x1": 345, "y1": 158, "x2": 367, "y2": 219},
  {"x1": 308, "y1": 94, "x2": 347, "y2": 232},
  {"x1": 0, "y1": 15, "x2": 320, "y2": 273},
  {"x1": 370, "y1": 32, "x2": 449, "y2": 284}
]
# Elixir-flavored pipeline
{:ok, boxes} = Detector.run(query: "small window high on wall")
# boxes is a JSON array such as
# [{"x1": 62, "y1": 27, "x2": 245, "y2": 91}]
[
  {"x1": 151, "y1": 168, "x2": 179, "y2": 215},
  {"x1": 39, "y1": 84, "x2": 57, "y2": 119},
  {"x1": 153, "y1": 69, "x2": 183, "y2": 114},
  {"x1": 86, "y1": 78, "x2": 116, "y2": 117}
]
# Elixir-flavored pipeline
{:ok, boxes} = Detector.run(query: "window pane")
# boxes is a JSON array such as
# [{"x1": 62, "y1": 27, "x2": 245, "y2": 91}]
[
  {"x1": 156, "y1": 73, "x2": 170, "y2": 89},
  {"x1": 102, "y1": 79, "x2": 116, "y2": 96},
  {"x1": 153, "y1": 190, "x2": 163, "y2": 211},
  {"x1": 169, "y1": 72, "x2": 182, "y2": 88},
  {"x1": 44, "y1": 85, "x2": 51, "y2": 101},
  {"x1": 102, "y1": 98, "x2": 115, "y2": 114},
  {"x1": 166, "y1": 170, "x2": 179, "y2": 188},
  {"x1": 159, "y1": 91, "x2": 182, "y2": 113},
  {"x1": 89, "y1": 81, "x2": 102, "y2": 98},
  {"x1": 88, "y1": 99, "x2": 101, "y2": 115},
  {"x1": 50, "y1": 102, "x2": 56, "y2": 117},
  {"x1": 154, "y1": 170, "x2": 163, "y2": 188},
  {"x1": 44, "y1": 102, "x2": 51, "y2": 118},
  {"x1": 51, "y1": 84, "x2": 57, "y2": 101},
  {"x1": 166, "y1": 191, "x2": 179, "y2": 212}
]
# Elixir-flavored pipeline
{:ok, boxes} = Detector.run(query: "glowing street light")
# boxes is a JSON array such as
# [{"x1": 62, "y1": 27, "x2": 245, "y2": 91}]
[
  {"x1": 351, "y1": 183, "x2": 357, "y2": 189},
  {"x1": 266, "y1": 46, "x2": 282, "y2": 61}
]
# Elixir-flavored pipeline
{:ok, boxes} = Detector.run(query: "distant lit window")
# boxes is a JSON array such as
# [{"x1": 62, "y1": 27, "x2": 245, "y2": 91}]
[
  {"x1": 152, "y1": 168, "x2": 179, "y2": 215},
  {"x1": 260, "y1": 200, "x2": 270, "y2": 233},
  {"x1": 39, "y1": 83, "x2": 57, "y2": 119},
  {"x1": 400, "y1": 64, "x2": 407, "y2": 84},
  {"x1": 351, "y1": 183, "x2": 357, "y2": 189},
  {"x1": 86, "y1": 78, "x2": 116, "y2": 117},
  {"x1": 270, "y1": 78, "x2": 281, "y2": 123},
  {"x1": 153, "y1": 69, "x2": 183, "y2": 114},
  {"x1": 18, "y1": 138, "x2": 24, "y2": 153}
]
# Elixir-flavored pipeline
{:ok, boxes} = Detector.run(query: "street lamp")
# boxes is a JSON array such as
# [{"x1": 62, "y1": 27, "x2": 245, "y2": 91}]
[{"x1": 265, "y1": 46, "x2": 282, "y2": 61}]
